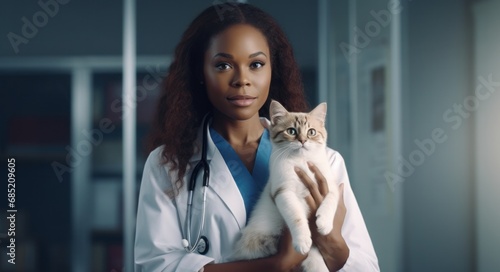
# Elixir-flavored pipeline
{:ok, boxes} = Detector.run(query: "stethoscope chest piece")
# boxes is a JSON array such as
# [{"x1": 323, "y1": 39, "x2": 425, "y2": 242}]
[{"x1": 197, "y1": 236, "x2": 209, "y2": 255}]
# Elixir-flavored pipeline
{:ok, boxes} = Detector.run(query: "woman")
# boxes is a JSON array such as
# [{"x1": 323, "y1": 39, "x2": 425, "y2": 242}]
[{"x1": 135, "y1": 3, "x2": 379, "y2": 271}]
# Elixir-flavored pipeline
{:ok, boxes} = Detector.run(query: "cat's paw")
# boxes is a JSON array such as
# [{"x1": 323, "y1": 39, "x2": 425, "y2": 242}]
[
  {"x1": 293, "y1": 233, "x2": 312, "y2": 255},
  {"x1": 316, "y1": 213, "x2": 333, "y2": 235}
]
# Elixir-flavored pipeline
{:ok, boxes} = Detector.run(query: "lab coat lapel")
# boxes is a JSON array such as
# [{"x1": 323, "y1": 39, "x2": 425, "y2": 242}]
[
  {"x1": 185, "y1": 116, "x2": 246, "y2": 230},
  {"x1": 208, "y1": 146, "x2": 247, "y2": 229}
]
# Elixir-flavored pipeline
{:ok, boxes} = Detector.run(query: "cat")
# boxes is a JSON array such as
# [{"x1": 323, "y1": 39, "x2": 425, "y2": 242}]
[{"x1": 231, "y1": 100, "x2": 339, "y2": 272}]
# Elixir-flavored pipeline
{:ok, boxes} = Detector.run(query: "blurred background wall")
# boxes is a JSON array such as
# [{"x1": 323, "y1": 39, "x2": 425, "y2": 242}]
[{"x1": 0, "y1": 0, "x2": 499, "y2": 271}]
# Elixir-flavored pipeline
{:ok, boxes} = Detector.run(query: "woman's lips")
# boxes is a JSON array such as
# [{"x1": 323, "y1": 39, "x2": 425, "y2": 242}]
[{"x1": 227, "y1": 95, "x2": 257, "y2": 107}]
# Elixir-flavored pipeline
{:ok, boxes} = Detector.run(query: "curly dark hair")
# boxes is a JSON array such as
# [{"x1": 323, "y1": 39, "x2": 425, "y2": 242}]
[{"x1": 148, "y1": 3, "x2": 309, "y2": 193}]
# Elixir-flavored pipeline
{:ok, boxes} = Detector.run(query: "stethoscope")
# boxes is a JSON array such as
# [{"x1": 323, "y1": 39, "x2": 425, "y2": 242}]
[{"x1": 181, "y1": 114, "x2": 211, "y2": 255}]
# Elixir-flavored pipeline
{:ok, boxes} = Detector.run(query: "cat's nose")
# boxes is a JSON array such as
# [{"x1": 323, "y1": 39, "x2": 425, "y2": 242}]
[{"x1": 298, "y1": 139, "x2": 307, "y2": 145}]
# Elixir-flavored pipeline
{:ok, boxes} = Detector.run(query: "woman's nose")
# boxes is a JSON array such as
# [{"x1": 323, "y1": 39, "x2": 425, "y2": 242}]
[{"x1": 231, "y1": 68, "x2": 251, "y2": 87}]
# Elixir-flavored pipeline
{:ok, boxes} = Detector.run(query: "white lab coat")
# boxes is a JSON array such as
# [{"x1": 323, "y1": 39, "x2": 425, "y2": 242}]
[{"x1": 134, "y1": 122, "x2": 380, "y2": 272}]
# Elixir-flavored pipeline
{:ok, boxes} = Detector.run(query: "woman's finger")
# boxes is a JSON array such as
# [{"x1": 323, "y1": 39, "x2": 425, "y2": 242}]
[
  {"x1": 307, "y1": 161, "x2": 329, "y2": 196},
  {"x1": 304, "y1": 194, "x2": 317, "y2": 218},
  {"x1": 295, "y1": 166, "x2": 323, "y2": 204}
]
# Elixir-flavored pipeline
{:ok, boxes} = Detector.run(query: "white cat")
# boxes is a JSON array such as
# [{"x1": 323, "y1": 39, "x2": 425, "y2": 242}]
[{"x1": 231, "y1": 100, "x2": 339, "y2": 272}]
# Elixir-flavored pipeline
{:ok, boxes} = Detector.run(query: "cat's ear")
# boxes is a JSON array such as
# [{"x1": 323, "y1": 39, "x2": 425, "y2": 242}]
[
  {"x1": 309, "y1": 102, "x2": 327, "y2": 124},
  {"x1": 260, "y1": 117, "x2": 271, "y2": 129},
  {"x1": 269, "y1": 100, "x2": 288, "y2": 125}
]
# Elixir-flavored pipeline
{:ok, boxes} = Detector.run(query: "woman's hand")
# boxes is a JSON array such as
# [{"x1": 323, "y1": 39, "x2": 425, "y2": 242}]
[
  {"x1": 273, "y1": 227, "x2": 307, "y2": 272},
  {"x1": 295, "y1": 162, "x2": 349, "y2": 271}
]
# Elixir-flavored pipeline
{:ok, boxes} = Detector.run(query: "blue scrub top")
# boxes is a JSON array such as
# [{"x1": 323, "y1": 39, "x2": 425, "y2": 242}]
[{"x1": 209, "y1": 127, "x2": 271, "y2": 220}]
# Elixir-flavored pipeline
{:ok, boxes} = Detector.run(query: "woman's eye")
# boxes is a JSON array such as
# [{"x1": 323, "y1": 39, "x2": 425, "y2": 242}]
[
  {"x1": 308, "y1": 129, "x2": 316, "y2": 136},
  {"x1": 215, "y1": 63, "x2": 231, "y2": 70},
  {"x1": 286, "y1": 128, "x2": 297, "y2": 135},
  {"x1": 250, "y1": 61, "x2": 264, "y2": 69}
]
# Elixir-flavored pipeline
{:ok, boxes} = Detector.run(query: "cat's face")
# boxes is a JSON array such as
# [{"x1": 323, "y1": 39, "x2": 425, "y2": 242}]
[{"x1": 263, "y1": 100, "x2": 327, "y2": 154}]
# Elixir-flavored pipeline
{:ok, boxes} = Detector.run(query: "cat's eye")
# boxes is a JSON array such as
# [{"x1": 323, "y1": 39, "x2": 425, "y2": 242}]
[
  {"x1": 308, "y1": 129, "x2": 316, "y2": 136},
  {"x1": 286, "y1": 128, "x2": 297, "y2": 135}
]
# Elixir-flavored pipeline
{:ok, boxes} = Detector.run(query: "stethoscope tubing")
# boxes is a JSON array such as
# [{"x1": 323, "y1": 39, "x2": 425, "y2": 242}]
[
  {"x1": 185, "y1": 187, "x2": 207, "y2": 253},
  {"x1": 183, "y1": 114, "x2": 212, "y2": 254}
]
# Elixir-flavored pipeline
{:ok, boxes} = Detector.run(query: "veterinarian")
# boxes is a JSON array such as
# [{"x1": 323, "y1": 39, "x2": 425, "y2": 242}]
[{"x1": 134, "y1": 3, "x2": 379, "y2": 272}]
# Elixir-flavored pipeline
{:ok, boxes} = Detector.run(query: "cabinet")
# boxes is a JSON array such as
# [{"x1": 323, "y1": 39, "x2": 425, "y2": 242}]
[
  {"x1": 0, "y1": 72, "x2": 72, "y2": 271},
  {"x1": 89, "y1": 71, "x2": 162, "y2": 271},
  {"x1": 0, "y1": 56, "x2": 168, "y2": 271}
]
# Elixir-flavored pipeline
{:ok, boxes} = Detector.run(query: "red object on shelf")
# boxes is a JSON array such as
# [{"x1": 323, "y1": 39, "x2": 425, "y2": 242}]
[
  {"x1": 107, "y1": 244, "x2": 123, "y2": 272},
  {"x1": 8, "y1": 116, "x2": 70, "y2": 144}
]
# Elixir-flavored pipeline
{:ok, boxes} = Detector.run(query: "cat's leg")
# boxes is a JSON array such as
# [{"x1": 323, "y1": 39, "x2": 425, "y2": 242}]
[
  {"x1": 274, "y1": 190, "x2": 312, "y2": 254},
  {"x1": 232, "y1": 229, "x2": 280, "y2": 260},
  {"x1": 301, "y1": 247, "x2": 329, "y2": 272},
  {"x1": 315, "y1": 188, "x2": 339, "y2": 235},
  {"x1": 231, "y1": 193, "x2": 282, "y2": 260}
]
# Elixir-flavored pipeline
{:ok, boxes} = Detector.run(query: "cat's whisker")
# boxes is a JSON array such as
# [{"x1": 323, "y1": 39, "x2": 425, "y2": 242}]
[{"x1": 273, "y1": 145, "x2": 291, "y2": 162}]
